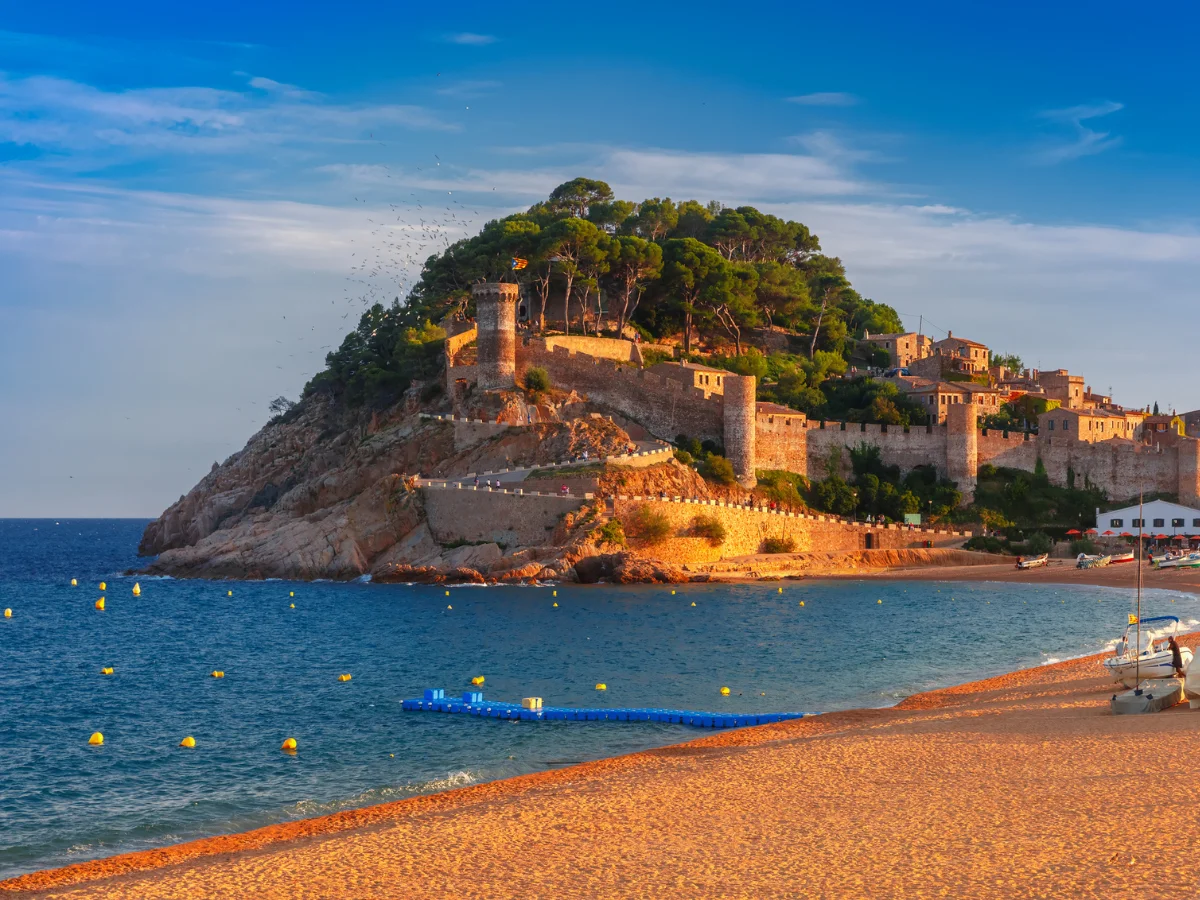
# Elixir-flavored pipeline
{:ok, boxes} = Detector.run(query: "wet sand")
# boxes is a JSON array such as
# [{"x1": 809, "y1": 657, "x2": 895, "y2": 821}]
[{"x1": 6, "y1": 636, "x2": 1200, "y2": 899}]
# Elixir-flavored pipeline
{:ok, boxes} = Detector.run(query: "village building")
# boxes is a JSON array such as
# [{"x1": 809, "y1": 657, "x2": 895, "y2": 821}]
[
  {"x1": 1037, "y1": 369, "x2": 1085, "y2": 409},
  {"x1": 1037, "y1": 408, "x2": 1141, "y2": 443},
  {"x1": 908, "y1": 382, "x2": 1001, "y2": 424},
  {"x1": 1141, "y1": 413, "x2": 1185, "y2": 446},
  {"x1": 859, "y1": 331, "x2": 932, "y2": 368},
  {"x1": 648, "y1": 360, "x2": 728, "y2": 394},
  {"x1": 907, "y1": 332, "x2": 989, "y2": 380},
  {"x1": 1097, "y1": 499, "x2": 1200, "y2": 536}
]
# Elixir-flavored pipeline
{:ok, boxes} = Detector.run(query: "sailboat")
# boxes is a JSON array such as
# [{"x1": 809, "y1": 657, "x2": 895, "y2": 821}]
[{"x1": 1108, "y1": 495, "x2": 1188, "y2": 714}]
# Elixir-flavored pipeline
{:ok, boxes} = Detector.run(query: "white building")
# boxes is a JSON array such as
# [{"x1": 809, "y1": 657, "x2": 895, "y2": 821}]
[{"x1": 1096, "y1": 499, "x2": 1200, "y2": 536}]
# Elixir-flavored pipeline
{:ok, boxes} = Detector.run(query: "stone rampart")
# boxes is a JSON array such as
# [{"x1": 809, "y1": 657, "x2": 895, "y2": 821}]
[
  {"x1": 517, "y1": 340, "x2": 725, "y2": 443},
  {"x1": 539, "y1": 335, "x2": 641, "y2": 364},
  {"x1": 976, "y1": 429, "x2": 1039, "y2": 471},
  {"x1": 422, "y1": 486, "x2": 583, "y2": 548},
  {"x1": 444, "y1": 326, "x2": 477, "y2": 363},
  {"x1": 1038, "y1": 437, "x2": 1181, "y2": 504},
  {"x1": 755, "y1": 413, "x2": 808, "y2": 474},
  {"x1": 612, "y1": 497, "x2": 967, "y2": 565},
  {"x1": 804, "y1": 421, "x2": 949, "y2": 481}
]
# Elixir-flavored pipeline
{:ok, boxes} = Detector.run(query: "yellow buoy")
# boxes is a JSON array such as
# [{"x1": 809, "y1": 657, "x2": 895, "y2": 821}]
[
  {"x1": 690, "y1": 601, "x2": 696, "y2": 607},
  {"x1": 595, "y1": 683, "x2": 607, "y2": 691},
  {"x1": 338, "y1": 673, "x2": 352, "y2": 682},
  {"x1": 132, "y1": 583, "x2": 141, "y2": 596},
  {"x1": 289, "y1": 591, "x2": 294, "y2": 597},
  {"x1": 720, "y1": 686, "x2": 730, "y2": 695},
  {"x1": 553, "y1": 601, "x2": 558, "y2": 607},
  {"x1": 281, "y1": 737, "x2": 297, "y2": 752},
  {"x1": 3, "y1": 608, "x2": 10, "y2": 618},
  {"x1": 211, "y1": 670, "x2": 225, "y2": 678},
  {"x1": 553, "y1": 590, "x2": 557, "y2": 597},
  {"x1": 877, "y1": 599, "x2": 882, "y2": 604},
  {"x1": 445, "y1": 590, "x2": 450, "y2": 596},
  {"x1": 799, "y1": 601, "x2": 805, "y2": 607},
  {"x1": 290, "y1": 603, "x2": 295, "y2": 609},
  {"x1": 101, "y1": 667, "x2": 113, "y2": 675},
  {"x1": 95, "y1": 597, "x2": 105, "y2": 611},
  {"x1": 180, "y1": 736, "x2": 196, "y2": 748},
  {"x1": 99, "y1": 581, "x2": 106, "y2": 591},
  {"x1": 447, "y1": 604, "x2": 453, "y2": 610},
  {"x1": 88, "y1": 732, "x2": 104, "y2": 746},
  {"x1": 671, "y1": 590, "x2": 676, "y2": 595},
  {"x1": 227, "y1": 590, "x2": 232, "y2": 597},
  {"x1": 471, "y1": 676, "x2": 485, "y2": 686},
  {"x1": 71, "y1": 578, "x2": 77, "y2": 586}
]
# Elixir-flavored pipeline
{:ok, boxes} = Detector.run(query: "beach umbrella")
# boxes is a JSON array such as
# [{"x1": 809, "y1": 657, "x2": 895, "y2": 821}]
[
  {"x1": 1156, "y1": 533, "x2": 1168, "y2": 540},
  {"x1": 1102, "y1": 530, "x2": 1115, "y2": 536},
  {"x1": 1066, "y1": 528, "x2": 1081, "y2": 535},
  {"x1": 1085, "y1": 528, "x2": 1098, "y2": 534},
  {"x1": 1120, "y1": 532, "x2": 1132, "y2": 537}
]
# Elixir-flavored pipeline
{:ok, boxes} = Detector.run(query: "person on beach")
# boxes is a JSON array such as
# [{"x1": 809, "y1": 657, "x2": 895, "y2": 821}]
[{"x1": 1169, "y1": 636, "x2": 1185, "y2": 678}]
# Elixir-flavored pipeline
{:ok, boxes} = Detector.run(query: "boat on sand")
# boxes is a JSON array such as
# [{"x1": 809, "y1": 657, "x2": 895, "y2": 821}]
[
  {"x1": 1015, "y1": 554, "x2": 1048, "y2": 570},
  {"x1": 1103, "y1": 616, "x2": 1193, "y2": 688}
]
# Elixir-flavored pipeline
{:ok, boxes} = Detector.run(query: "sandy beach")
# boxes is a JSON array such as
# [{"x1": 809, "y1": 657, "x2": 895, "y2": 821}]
[
  {"x1": 6, "y1": 633, "x2": 1200, "y2": 899},
  {"x1": 860, "y1": 557, "x2": 1200, "y2": 591}
]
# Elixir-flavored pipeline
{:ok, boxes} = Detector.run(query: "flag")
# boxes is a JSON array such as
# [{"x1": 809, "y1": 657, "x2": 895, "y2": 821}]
[{"x1": 511, "y1": 257, "x2": 528, "y2": 270}]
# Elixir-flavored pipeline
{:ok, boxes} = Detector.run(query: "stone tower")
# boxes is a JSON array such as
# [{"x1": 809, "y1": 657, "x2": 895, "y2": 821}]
[
  {"x1": 723, "y1": 374, "x2": 757, "y2": 488},
  {"x1": 472, "y1": 282, "x2": 519, "y2": 390},
  {"x1": 946, "y1": 401, "x2": 978, "y2": 502}
]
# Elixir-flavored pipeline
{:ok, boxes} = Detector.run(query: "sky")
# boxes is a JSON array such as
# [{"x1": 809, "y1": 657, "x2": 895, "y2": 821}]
[{"x1": 4, "y1": 0, "x2": 1200, "y2": 516}]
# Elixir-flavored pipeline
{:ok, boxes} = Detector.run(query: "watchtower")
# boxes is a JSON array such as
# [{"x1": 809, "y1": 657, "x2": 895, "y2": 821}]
[
  {"x1": 946, "y1": 401, "x2": 978, "y2": 502},
  {"x1": 723, "y1": 374, "x2": 757, "y2": 488},
  {"x1": 472, "y1": 282, "x2": 519, "y2": 390}
]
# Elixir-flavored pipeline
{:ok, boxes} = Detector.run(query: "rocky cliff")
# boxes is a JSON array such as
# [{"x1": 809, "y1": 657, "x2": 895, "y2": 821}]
[{"x1": 139, "y1": 386, "x2": 639, "y2": 582}]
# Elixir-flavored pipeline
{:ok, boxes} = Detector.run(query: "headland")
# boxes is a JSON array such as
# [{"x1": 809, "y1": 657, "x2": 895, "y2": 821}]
[{"x1": 8, "y1": 634, "x2": 1198, "y2": 899}]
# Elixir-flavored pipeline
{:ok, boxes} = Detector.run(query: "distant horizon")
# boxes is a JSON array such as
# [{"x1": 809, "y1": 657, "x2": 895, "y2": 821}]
[{"x1": 6, "y1": 1, "x2": 1200, "y2": 515}]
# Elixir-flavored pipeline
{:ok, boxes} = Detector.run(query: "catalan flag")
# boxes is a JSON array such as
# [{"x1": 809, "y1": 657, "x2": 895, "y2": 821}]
[{"x1": 510, "y1": 257, "x2": 528, "y2": 270}]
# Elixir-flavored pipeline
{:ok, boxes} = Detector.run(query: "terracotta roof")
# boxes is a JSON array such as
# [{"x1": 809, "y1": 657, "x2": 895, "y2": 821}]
[{"x1": 935, "y1": 336, "x2": 988, "y2": 349}]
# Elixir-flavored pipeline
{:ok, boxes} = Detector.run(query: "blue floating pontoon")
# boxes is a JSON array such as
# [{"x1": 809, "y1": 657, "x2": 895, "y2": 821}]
[{"x1": 401, "y1": 690, "x2": 815, "y2": 729}]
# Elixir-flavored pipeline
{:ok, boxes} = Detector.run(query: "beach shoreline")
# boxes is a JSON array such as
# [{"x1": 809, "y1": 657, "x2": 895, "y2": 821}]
[{"x1": 7, "y1": 633, "x2": 1200, "y2": 898}]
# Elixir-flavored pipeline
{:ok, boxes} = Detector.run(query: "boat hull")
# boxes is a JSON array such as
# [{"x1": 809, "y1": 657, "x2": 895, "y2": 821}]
[{"x1": 1103, "y1": 648, "x2": 1194, "y2": 688}]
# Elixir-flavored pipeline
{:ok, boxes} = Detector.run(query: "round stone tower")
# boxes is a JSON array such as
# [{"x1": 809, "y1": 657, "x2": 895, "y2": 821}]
[
  {"x1": 723, "y1": 374, "x2": 758, "y2": 488},
  {"x1": 946, "y1": 401, "x2": 978, "y2": 502},
  {"x1": 472, "y1": 282, "x2": 519, "y2": 390}
]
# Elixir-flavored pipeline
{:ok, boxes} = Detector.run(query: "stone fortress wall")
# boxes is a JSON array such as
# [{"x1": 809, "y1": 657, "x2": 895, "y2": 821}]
[{"x1": 454, "y1": 283, "x2": 1200, "y2": 506}]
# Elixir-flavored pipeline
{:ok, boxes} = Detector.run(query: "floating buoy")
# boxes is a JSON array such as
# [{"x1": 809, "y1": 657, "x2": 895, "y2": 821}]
[
  {"x1": 289, "y1": 591, "x2": 294, "y2": 597},
  {"x1": 180, "y1": 736, "x2": 196, "y2": 748},
  {"x1": 390, "y1": 753, "x2": 394, "y2": 758},
  {"x1": 778, "y1": 587, "x2": 783, "y2": 593},
  {"x1": 3, "y1": 608, "x2": 10, "y2": 618},
  {"x1": 95, "y1": 597, "x2": 105, "y2": 611},
  {"x1": 70, "y1": 578, "x2": 77, "y2": 586},
  {"x1": 553, "y1": 590, "x2": 557, "y2": 597},
  {"x1": 290, "y1": 603, "x2": 295, "y2": 608},
  {"x1": 595, "y1": 683, "x2": 607, "y2": 691},
  {"x1": 445, "y1": 590, "x2": 450, "y2": 596},
  {"x1": 338, "y1": 674, "x2": 352, "y2": 682},
  {"x1": 553, "y1": 602, "x2": 558, "y2": 607},
  {"x1": 211, "y1": 670, "x2": 225, "y2": 678},
  {"x1": 690, "y1": 601, "x2": 696, "y2": 607},
  {"x1": 99, "y1": 582, "x2": 107, "y2": 591},
  {"x1": 447, "y1": 605, "x2": 453, "y2": 610},
  {"x1": 671, "y1": 590, "x2": 676, "y2": 595},
  {"x1": 281, "y1": 737, "x2": 297, "y2": 752},
  {"x1": 799, "y1": 601, "x2": 805, "y2": 607},
  {"x1": 100, "y1": 667, "x2": 113, "y2": 675},
  {"x1": 227, "y1": 590, "x2": 232, "y2": 597},
  {"x1": 877, "y1": 599, "x2": 882, "y2": 604},
  {"x1": 132, "y1": 583, "x2": 141, "y2": 596},
  {"x1": 88, "y1": 732, "x2": 104, "y2": 746},
  {"x1": 720, "y1": 686, "x2": 730, "y2": 695},
  {"x1": 471, "y1": 676, "x2": 484, "y2": 686}
]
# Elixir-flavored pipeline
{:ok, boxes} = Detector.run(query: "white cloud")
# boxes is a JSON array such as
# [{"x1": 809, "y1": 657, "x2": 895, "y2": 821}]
[
  {"x1": 1031, "y1": 100, "x2": 1123, "y2": 164},
  {"x1": 0, "y1": 73, "x2": 457, "y2": 160},
  {"x1": 444, "y1": 32, "x2": 497, "y2": 45},
  {"x1": 785, "y1": 92, "x2": 859, "y2": 106}
]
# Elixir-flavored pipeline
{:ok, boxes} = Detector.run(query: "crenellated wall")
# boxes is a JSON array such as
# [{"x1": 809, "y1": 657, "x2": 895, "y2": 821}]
[
  {"x1": 804, "y1": 421, "x2": 949, "y2": 482},
  {"x1": 755, "y1": 412, "x2": 809, "y2": 474}
]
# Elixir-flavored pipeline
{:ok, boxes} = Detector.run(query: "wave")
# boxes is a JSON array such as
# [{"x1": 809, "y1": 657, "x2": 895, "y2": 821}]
[{"x1": 283, "y1": 771, "x2": 478, "y2": 818}]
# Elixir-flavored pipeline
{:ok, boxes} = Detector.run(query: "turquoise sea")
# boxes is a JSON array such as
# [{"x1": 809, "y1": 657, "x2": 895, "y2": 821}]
[{"x1": 2, "y1": 518, "x2": 1197, "y2": 879}]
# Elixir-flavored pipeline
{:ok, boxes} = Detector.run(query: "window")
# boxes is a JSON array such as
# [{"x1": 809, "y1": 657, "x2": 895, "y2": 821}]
[
  {"x1": 1133, "y1": 518, "x2": 1144, "y2": 528},
  {"x1": 1063, "y1": 419, "x2": 1070, "y2": 430},
  {"x1": 1153, "y1": 518, "x2": 1165, "y2": 528},
  {"x1": 1193, "y1": 519, "x2": 1200, "y2": 528},
  {"x1": 1173, "y1": 518, "x2": 1185, "y2": 528},
  {"x1": 1110, "y1": 518, "x2": 1123, "y2": 527}
]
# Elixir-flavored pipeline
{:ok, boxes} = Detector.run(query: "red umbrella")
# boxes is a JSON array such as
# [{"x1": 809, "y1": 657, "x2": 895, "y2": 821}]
[
  {"x1": 1156, "y1": 533, "x2": 1168, "y2": 540},
  {"x1": 1102, "y1": 530, "x2": 1115, "y2": 536},
  {"x1": 1086, "y1": 528, "x2": 1098, "y2": 534},
  {"x1": 1120, "y1": 532, "x2": 1132, "y2": 537},
  {"x1": 1066, "y1": 528, "x2": 1081, "y2": 536}
]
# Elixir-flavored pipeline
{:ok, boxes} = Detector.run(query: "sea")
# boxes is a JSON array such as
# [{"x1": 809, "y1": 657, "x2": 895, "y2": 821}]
[{"x1": 2, "y1": 518, "x2": 1198, "y2": 879}]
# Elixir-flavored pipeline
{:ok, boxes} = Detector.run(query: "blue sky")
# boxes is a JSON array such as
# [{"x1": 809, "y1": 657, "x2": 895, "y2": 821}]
[{"x1": 3, "y1": 0, "x2": 1200, "y2": 516}]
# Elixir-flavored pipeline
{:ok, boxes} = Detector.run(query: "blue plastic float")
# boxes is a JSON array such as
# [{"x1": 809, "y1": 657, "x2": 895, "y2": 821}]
[{"x1": 402, "y1": 690, "x2": 815, "y2": 729}]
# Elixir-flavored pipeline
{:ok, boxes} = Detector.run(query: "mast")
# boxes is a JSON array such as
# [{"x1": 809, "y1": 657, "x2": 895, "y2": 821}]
[{"x1": 1136, "y1": 493, "x2": 1143, "y2": 686}]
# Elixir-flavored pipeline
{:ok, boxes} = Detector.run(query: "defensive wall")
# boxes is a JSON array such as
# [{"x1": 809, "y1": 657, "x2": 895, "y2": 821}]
[
  {"x1": 538, "y1": 334, "x2": 643, "y2": 365},
  {"x1": 422, "y1": 485, "x2": 584, "y2": 548},
  {"x1": 611, "y1": 497, "x2": 967, "y2": 566}
]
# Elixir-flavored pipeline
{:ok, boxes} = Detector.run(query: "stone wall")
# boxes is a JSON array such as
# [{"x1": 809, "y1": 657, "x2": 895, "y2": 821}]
[
  {"x1": 755, "y1": 412, "x2": 809, "y2": 474},
  {"x1": 1038, "y1": 437, "x2": 1182, "y2": 505},
  {"x1": 976, "y1": 429, "x2": 1039, "y2": 471},
  {"x1": 804, "y1": 421, "x2": 949, "y2": 482},
  {"x1": 516, "y1": 340, "x2": 725, "y2": 443},
  {"x1": 422, "y1": 486, "x2": 582, "y2": 548},
  {"x1": 539, "y1": 335, "x2": 641, "y2": 365},
  {"x1": 612, "y1": 497, "x2": 967, "y2": 566}
]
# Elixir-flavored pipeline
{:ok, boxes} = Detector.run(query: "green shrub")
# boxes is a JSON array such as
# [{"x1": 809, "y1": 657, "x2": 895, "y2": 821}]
[
  {"x1": 690, "y1": 515, "x2": 727, "y2": 547},
  {"x1": 628, "y1": 506, "x2": 672, "y2": 544},
  {"x1": 963, "y1": 535, "x2": 1006, "y2": 554},
  {"x1": 597, "y1": 518, "x2": 626, "y2": 547},
  {"x1": 761, "y1": 536, "x2": 796, "y2": 554},
  {"x1": 673, "y1": 449, "x2": 694, "y2": 466},
  {"x1": 1023, "y1": 531, "x2": 1052, "y2": 554},
  {"x1": 1069, "y1": 538, "x2": 1098, "y2": 556},
  {"x1": 701, "y1": 453, "x2": 736, "y2": 485},
  {"x1": 524, "y1": 367, "x2": 551, "y2": 393}
]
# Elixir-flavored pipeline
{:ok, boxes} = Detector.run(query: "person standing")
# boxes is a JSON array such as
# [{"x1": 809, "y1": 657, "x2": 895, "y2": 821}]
[{"x1": 1169, "y1": 636, "x2": 1186, "y2": 679}]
